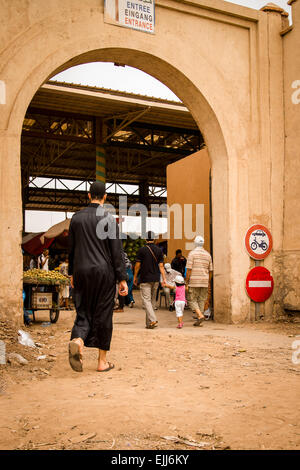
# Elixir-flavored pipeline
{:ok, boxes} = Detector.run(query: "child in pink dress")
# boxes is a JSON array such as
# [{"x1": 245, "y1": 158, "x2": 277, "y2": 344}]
[{"x1": 174, "y1": 275, "x2": 186, "y2": 329}]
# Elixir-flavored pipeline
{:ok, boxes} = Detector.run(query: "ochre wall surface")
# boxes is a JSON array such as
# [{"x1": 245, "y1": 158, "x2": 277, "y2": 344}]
[
  {"x1": 0, "y1": 0, "x2": 297, "y2": 324},
  {"x1": 166, "y1": 149, "x2": 211, "y2": 262},
  {"x1": 281, "y1": 0, "x2": 300, "y2": 314}
]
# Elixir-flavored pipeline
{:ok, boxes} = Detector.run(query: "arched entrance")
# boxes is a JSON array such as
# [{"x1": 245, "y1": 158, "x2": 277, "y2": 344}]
[
  {"x1": 3, "y1": 47, "x2": 232, "y2": 323},
  {"x1": 1, "y1": 1, "x2": 285, "y2": 324}
]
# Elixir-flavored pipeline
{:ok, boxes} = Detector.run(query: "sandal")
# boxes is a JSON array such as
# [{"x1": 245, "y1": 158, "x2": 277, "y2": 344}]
[
  {"x1": 193, "y1": 317, "x2": 205, "y2": 327},
  {"x1": 145, "y1": 321, "x2": 158, "y2": 329},
  {"x1": 97, "y1": 362, "x2": 115, "y2": 373},
  {"x1": 177, "y1": 322, "x2": 183, "y2": 329},
  {"x1": 68, "y1": 340, "x2": 83, "y2": 372}
]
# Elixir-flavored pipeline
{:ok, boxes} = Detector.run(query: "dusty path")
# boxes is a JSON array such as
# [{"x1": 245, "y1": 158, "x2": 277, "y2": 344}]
[{"x1": 0, "y1": 293, "x2": 299, "y2": 450}]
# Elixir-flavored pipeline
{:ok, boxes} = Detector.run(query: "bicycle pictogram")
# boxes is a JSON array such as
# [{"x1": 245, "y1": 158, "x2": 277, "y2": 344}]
[{"x1": 250, "y1": 236, "x2": 268, "y2": 252}]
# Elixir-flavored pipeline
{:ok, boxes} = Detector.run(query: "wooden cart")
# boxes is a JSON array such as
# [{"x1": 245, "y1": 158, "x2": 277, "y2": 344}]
[{"x1": 23, "y1": 280, "x2": 62, "y2": 324}]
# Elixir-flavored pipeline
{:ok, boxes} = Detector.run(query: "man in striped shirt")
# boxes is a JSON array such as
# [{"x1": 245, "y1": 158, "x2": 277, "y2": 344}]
[{"x1": 185, "y1": 235, "x2": 213, "y2": 327}]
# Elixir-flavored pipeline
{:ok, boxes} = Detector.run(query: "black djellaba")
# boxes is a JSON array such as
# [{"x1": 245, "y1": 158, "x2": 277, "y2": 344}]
[{"x1": 68, "y1": 202, "x2": 126, "y2": 352}]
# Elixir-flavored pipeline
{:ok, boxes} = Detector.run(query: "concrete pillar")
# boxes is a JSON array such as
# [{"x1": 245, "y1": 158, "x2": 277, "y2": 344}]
[
  {"x1": 282, "y1": 0, "x2": 300, "y2": 312},
  {"x1": 0, "y1": 131, "x2": 23, "y2": 323},
  {"x1": 259, "y1": 3, "x2": 287, "y2": 319}
]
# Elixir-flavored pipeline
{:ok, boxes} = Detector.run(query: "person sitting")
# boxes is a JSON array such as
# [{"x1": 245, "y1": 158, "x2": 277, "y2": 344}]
[{"x1": 160, "y1": 263, "x2": 181, "y2": 309}]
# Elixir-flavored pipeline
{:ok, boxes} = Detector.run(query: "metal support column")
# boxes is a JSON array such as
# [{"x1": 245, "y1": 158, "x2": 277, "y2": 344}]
[
  {"x1": 139, "y1": 180, "x2": 149, "y2": 238},
  {"x1": 21, "y1": 171, "x2": 28, "y2": 231},
  {"x1": 254, "y1": 259, "x2": 261, "y2": 321},
  {"x1": 95, "y1": 118, "x2": 106, "y2": 184}
]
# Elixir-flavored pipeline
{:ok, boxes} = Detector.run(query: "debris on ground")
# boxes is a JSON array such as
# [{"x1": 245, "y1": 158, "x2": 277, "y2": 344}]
[
  {"x1": 18, "y1": 330, "x2": 36, "y2": 348},
  {"x1": 37, "y1": 355, "x2": 47, "y2": 361},
  {"x1": 7, "y1": 353, "x2": 28, "y2": 366},
  {"x1": 68, "y1": 432, "x2": 97, "y2": 444},
  {"x1": 161, "y1": 435, "x2": 212, "y2": 449}
]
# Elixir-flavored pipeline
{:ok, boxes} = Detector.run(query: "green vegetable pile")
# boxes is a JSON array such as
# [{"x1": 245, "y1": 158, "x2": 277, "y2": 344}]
[{"x1": 122, "y1": 237, "x2": 146, "y2": 263}]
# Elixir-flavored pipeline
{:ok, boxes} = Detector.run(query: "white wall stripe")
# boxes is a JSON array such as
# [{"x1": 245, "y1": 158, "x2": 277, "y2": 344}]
[
  {"x1": 0, "y1": 80, "x2": 6, "y2": 105},
  {"x1": 249, "y1": 281, "x2": 272, "y2": 288}
]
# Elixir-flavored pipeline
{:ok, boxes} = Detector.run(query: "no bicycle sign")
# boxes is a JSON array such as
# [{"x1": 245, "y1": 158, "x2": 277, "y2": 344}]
[{"x1": 245, "y1": 224, "x2": 273, "y2": 260}]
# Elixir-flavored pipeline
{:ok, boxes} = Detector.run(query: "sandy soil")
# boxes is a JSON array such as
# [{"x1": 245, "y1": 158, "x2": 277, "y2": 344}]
[{"x1": 0, "y1": 292, "x2": 299, "y2": 451}]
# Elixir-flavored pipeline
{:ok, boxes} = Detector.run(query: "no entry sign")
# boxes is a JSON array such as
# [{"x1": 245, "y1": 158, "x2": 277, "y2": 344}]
[
  {"x1": 245, "y1": 224, "x2": 273, "y2": 260},
  {"x1": 246, "y1": 267, "x2": 274, "y2": 302}
]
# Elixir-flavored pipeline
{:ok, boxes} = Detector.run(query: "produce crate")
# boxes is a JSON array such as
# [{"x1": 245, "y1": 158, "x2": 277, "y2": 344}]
[
  {"x1": 23, "y1": 282, "x2": 61, "y2": 324},
  {"x1": 32, "y1": 292, "x2": 53, "y2": 309}
]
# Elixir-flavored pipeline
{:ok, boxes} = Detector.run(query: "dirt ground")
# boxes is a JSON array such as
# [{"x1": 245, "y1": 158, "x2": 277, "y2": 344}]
[{"x1": 0, "y1": 292, "x2": 299, "y2": 451}]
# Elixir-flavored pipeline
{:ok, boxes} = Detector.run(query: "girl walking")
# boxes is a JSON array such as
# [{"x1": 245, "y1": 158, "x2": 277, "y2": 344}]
[{"x1": 174, "y1": 275, "x2": 186, "y2": 329}]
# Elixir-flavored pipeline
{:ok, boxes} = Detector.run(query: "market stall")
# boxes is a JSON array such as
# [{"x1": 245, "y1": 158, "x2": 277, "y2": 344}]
[{"x1": 23, "y1": 269, "x2": 70, "y2": 324}]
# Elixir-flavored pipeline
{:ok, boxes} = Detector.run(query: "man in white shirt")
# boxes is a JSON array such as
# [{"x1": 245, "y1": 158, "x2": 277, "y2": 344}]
[
  {"x1": 39, "y1": 249, "x2": 49, "y2": 271},
  {"x1": 185, "y1": 236, "x2": 213, "y2": 326}
]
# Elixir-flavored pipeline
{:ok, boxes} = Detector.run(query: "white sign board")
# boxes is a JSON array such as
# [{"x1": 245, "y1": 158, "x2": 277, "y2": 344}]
[{"x1": 104, "y1": 0, "x2": 155, "y2": 34}]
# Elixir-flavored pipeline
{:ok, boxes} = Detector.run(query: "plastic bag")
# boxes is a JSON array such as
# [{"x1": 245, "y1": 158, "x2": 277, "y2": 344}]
[
  {"x1": 204, "y1": 308, "x2": 211, "y2": 320},
  {"x1": 18, "y1": 329, "x2": 36, "y2": 348}
]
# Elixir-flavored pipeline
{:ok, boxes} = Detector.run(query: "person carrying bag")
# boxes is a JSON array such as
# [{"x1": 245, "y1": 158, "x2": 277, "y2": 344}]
[{"x1": 133, "y1": 231, "x2": 167, "y2": 329}]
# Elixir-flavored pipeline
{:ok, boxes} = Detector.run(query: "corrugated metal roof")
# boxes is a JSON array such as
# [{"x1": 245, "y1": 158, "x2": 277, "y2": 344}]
[
  {"x1": 29, "y1": 81, "x2": 198, "y2": 130},
  {"x1": 22, "y1": 81, "x2": 204, "y2": 212},
  {"x1": 48, "y1": 80, "x2": 183, "y2": 105}
]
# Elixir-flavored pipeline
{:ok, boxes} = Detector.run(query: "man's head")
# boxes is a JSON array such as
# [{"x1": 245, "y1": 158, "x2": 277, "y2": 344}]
[
  {"x1": 164, "y1": 263, "x2": 171, "y2": 273},
  {"x1": 146, "y1": 231, "x2": 155, "y2": 242},
  {"x1": 194, "y1": 235, "x2": 204, "y2": 247},
  {"x1": 175, "y1": 249, "x2": 182, "y2": 258},
  {"x1": 43, "y1": 249, "x2": 49, "y2": 256},
  {"x1": 88, "y1": 181, "x2": 106, "y2": 203}
]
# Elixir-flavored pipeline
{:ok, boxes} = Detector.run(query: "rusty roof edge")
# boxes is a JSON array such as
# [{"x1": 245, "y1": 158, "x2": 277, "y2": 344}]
[{"x1": 47, "y1": 80, "x2": 183, "y2": 107}]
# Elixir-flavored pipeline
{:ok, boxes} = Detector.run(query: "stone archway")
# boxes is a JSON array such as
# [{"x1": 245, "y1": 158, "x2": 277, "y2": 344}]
[{"x1": 0, "y1": 1, "x2": 286, "y2": 324}]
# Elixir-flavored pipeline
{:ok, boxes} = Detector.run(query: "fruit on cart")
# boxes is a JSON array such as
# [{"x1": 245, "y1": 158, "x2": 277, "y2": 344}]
[
  {"x1": 122, "y1": 237, "x2": 147, "y2": 262},
  {"x1": 23, "y1": 269, "x2": 69, "y2": 285}
]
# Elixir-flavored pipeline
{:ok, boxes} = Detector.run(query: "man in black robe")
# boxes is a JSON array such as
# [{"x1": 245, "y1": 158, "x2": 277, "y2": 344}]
[{"x1": 68, "y1": 182, "x2": 127, "y2": 372}]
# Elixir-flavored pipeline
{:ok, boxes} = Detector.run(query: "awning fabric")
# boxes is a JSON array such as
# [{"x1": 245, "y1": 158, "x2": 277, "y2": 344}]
[
  {"x1": 22, "y1": 232, "x2": 54, "y2": 256},
  {"x1": 40, "y1": 219, "x2": 71, "y2": 244}
]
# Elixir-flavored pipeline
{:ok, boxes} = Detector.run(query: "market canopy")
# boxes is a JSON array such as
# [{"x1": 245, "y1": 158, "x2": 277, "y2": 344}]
[
  {"x1": 22, "y1": 218, "x2": 71, "y2": 255},
  {"x1": 22, "y1": 232, "x2": 54, "y2": 256},
  {"x1": 40, "y1": 218, "x2": 71, "y2": 244}
]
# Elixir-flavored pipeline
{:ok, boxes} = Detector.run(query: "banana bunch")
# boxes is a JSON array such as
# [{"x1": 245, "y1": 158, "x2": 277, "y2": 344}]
[{"x1": 23, "y1": 269, "x2": 69, "y2": 285}]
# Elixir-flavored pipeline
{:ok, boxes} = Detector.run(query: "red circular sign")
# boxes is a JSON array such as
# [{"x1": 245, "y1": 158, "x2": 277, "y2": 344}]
[
  {"x1": 246, "y1": 267, "x2": 274, "y2": 302},
  {"x1": 245, "y1": 224, "x2": 273, "y2": 260}
]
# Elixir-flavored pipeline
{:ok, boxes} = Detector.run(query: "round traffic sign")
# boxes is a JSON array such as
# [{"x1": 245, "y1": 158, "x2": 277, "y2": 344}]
[
  {"x1": 246, "y1": 267, "x2": 274, "y2": 302},
  {"x1": 245, "y1": 224, "x2": 273, "y2": 260}
]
